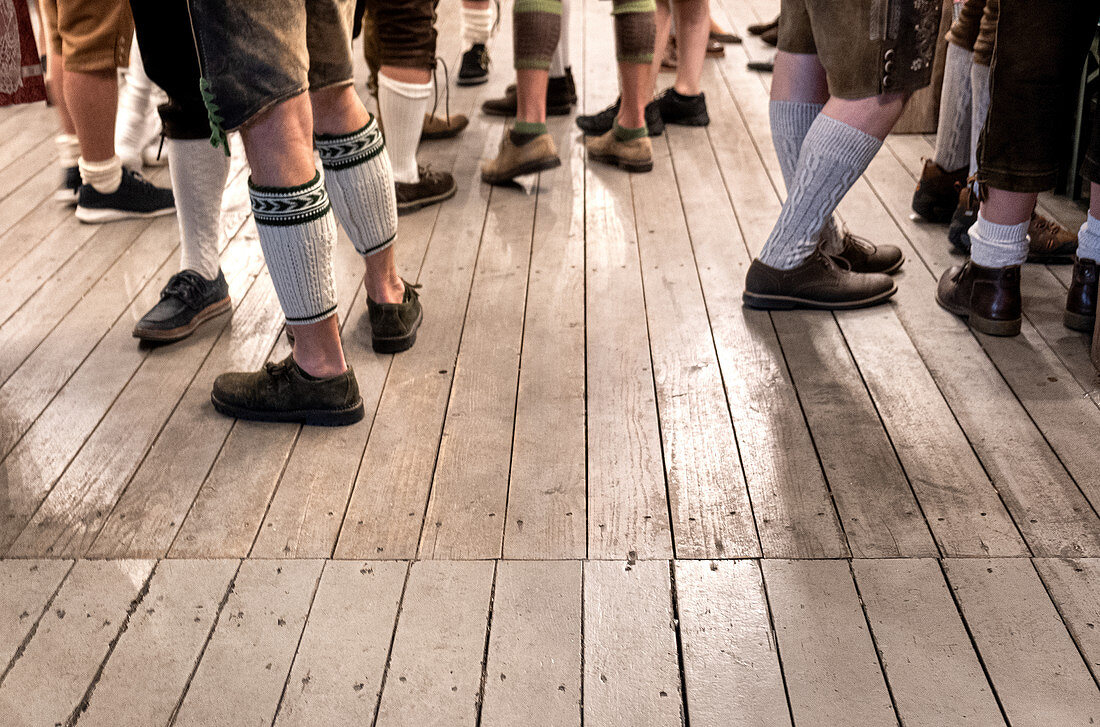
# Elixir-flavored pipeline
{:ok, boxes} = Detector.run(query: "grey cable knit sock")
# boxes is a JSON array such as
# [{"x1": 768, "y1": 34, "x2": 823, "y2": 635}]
[
  {"x1": 315, "y1": 116, "x2": 399, "y2": 258},
  {"x1": 932, "y1": 43, "x2": 973, "y2": 174},
  {"x1": 249, "y1": 172, "x2": 339, "y2": 324},
  {"x1": 969, "y1": 212, "x2": 1029, "y2": 268},
  {"x1": 169, "y1": 137, "x2": 231, "y2": 281},
  {"x1": 770, "y1": 99, "x2": 843, "y2": 255},
  {"x1": 758, "y1": 114, "x2": 883, "y2": 270},
  {"x1": 969, "y1": 61, "x2": 991, "y2": 179}
]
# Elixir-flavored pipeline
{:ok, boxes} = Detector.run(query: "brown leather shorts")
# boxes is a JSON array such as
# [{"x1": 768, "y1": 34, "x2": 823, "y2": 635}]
[
  {"x1": 39, "y1": 0, "x2": 132, "y2": 72},
  {"x1": 777, "y1": 0, "x2": 940, "y2": 99},
  {"x1": 945, "y1": 0, "x2": 997, "y2": 67},
  {"x1": 361, "y1": 0, "x2": 439, "y2": 77}
]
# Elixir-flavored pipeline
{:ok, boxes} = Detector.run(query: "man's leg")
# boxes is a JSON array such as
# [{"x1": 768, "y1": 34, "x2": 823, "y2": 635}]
[
  {"x1": 482, "y1": 0, "x2": 577, "y2": 117},
  {"x1": 651, "y1": 0, "x2": 710, "y2": 128},
  {"x1": 40, "y1": 0, "x2": 81, "y2": 203},
  {"x1": 458, "y1": 0, "x2": 493, "y2": 85}
]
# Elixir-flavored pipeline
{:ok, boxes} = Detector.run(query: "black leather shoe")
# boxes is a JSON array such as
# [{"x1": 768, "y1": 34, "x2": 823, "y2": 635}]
[
  {"x1": 1065, "y1": 256, "x2": 1098, "y2": 332},
  {"x1": 482, "y1": 69, "x2": 578, "y2": 117},
  {"x1": 936, "y1": 261, "x2": 1021, "y2": 336},
  {"x1": 654, "y1": 87, "x2": 709, "y2": 127},
  {"x1": 211, "y1": 355, "x2": 364, "y2": 426},
  {"x1": 576, "y1": 97, "x2": 664, "y2": 137},
  {"x1": 458, "y1": 43, "x2": 490, "y2": 86},
  {"x1": 133, "y1": 269, "x2": 231, "y2": 342},
  {"x1": 367, "y1": 280, "x2": 423, "y2": 353}
]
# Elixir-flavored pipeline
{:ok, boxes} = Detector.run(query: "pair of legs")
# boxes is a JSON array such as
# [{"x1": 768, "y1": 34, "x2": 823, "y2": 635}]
[{"x1": 242, "y1": 86, "x2": 404, "y2": 377}]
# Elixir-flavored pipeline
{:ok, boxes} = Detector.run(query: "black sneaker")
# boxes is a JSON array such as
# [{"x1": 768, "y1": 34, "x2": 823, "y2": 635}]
[
  {"x1": 368, "y1": 280, "x2": 422, "y2": 353},
  {"x1": 55, "y1": 165, "x2": 80, "y2": 205},
  {"x1": 75, "y1": 168, "x2": 175, "y2": 223},
  {"x1": 211, "y1": 355, "x2": 365, "y2": 426},
  {"x1": 458, "y1": 43, "x2": 490, "y2": 86},
  {"x1": 395, "y1": 166, "x2": 457, "y2": 215},
  {"x1": 133, "y1": 269, "x2": 231, "y2": 343},
  {"x1": 575, "y1": 97, "x2": 664, "y2": 137},
  {"x1": 654, "y1": 87, "x2": 709, "y2": 126}
]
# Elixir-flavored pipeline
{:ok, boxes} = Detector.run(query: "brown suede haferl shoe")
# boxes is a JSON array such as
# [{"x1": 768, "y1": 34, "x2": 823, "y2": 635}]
[
  {"x1": 833, "y1": 231, "x2": 904, "y2": 275},
  {"x1": 367, "y1": 280, "x2": 423, "y2": 353},
  {"x1": 1028, "y1": 212, "x2": 1078, "y2": 263},
  {"x1": 1065, "y1": 256, "x2": 1098, "y2": 332},
  {"x1": 936, "y1": 261, "x2": 1021, "y2": 336},
  {"x1": 585, "y1": 130, "x2": 654, "y2": 173},
  {"x1": 912, "y1": 159, "x2": 968, "y2": 223},
  {"x1": 211, "y1": 355, "x2": 364, "y2": 426},
  {"x1": 421, "y1": 113, "x2": 469, "y2": 141},
  {"x1": 743, "y1": 250, "x2": 897, "y2": 310},
  {"x1": 395, "y1": 166, "x2": 457, "y2": 215},
  {"x1": 481, "y1": 133, "x2": 561, "y2": 185}
]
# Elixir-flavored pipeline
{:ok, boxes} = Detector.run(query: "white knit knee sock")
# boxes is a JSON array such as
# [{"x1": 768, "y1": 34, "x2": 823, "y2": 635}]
[
  {"x1": 969, "y1": 61, "x2": 991, "y2": 179},
  {"x1": 462, "y1": 4, "x2": 494, "y2": 46},
  {"x1": 168, "y1": 138, "x2": 231, "y2": 280},
  {"x1": 549, "y1": 0, "x2": 572, "y2": 77},
  {"x1": 116, "y1": 36, "x2": 157, "y2": 172},
  {"x1": 249, "y1": 172, "x2": 339, "y2": 324},
  {"x1": 315, "y1": 116, "x2": 399, "y2": 258},
  {"x1": 1078, "y1": 213, "x2": 1100, "y2": 264},
  {"x1": 758, "y1": 115, "x2": 882, "y2": 270},
  {"x1": 79, "y1": 155, "x2": 123, "y2": 194},
  {"x1": 377, "y1": 73, "x2": 432, "y2": 184},
  {"x1": 932, "y1": 43, "x2": 972, "y2": 174},
  {"x1": 969, "y1": 212, "x2": 1029, "y2": 269},
  {"x1": 769, "y1": 100, "x2": 843, "y2": 255}
]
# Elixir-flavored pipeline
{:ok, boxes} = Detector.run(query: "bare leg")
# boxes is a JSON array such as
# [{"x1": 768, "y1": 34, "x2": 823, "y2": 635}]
[
  {"x1": 671, "y1": 0, "x2": 709, "y2": 96},
  {"x1": 651, "y1": 0, "x2": 673, "y2": 86},
  {"x1": 240, "y1": 93, "x2": 347, "y2": 378},
  {"x1": 63, "y1": 70, "x2": 117, "y2": 162},
  {"x1": 379, "y1": 65, "x2": 431, "y2": 85},
  {"x1": 618, "y1": 62, "x2": 652, "y2": 128},
  {"x1": 46, "y1": 49, "x2": 75, "y2": 135},
  {"x1": 979, "y1": 188, "x2": 1038, "y2": 226},
  {"x1": 771, "y1": 51, "x2": 829, "y2": 105},
  {"x1": 516, "y1": 69, "x2": 550, "y2": 124}
]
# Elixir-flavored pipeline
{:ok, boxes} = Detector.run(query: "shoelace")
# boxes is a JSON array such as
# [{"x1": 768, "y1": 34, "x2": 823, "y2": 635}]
[
  {"x1": 263, "y1": 359, "x2": 294, "y2": 392},
  {"x1": 161, "y1": 270, "x2": 208, "y2": 309},
  {"x1": 429, "y1": 56, "x2": 453, "y2": 128}
]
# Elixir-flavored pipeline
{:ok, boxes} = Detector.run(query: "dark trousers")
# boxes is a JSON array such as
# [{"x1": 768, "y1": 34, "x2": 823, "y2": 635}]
[{"x1": 129, "y1": 0, "x2": 209, "y2": 139}]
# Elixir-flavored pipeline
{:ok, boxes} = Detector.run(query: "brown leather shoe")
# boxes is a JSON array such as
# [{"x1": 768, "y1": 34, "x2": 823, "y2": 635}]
[
  {"x1": 743, "y1": 250, "x2": 897, "y2": 310},
  {"x1": 421, "y1": 113, "x2": 469, "y2": 141},
  {"x1": 585, "y1": 130, "x2": 654, "y2": 173},
  {"x1": 482, "y1": 70, "x2": 577, "y2": 117},
  {"x1": 912, "y1": 159, "x2": 968, "y2": 223},
  {"x1": 1028, "y1": 212, "x2": 1078, "y2": 263},
  {"x1": 936, "y1": 261, "x2": 1021, "y2": 336},
  {"x1": 1065, "y1": 256, "x2": 1098, "y2": 332},
  {"x1": 706, "y1": 39, "x2": 726, "y2": 57},
  {"x1": 481, "y1": 133, "x2": 561, "y2": 185},
  {"x1": 395, "y1": 166, "x2": 457, "y2": 215},
  {"x1": 832, "y1": 231, "x2": 904, "y2": 275},
  {"x1": 760, "y1": 25, "x2": 779, "y2": 47}
]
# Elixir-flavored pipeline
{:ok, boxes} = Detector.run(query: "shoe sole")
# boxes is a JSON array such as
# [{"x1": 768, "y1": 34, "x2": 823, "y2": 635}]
[
  {"x1": 742, "y1": 283, "x2": 898, "y2": 311},
  {"x1": 481, "y1": 156, "x2": 562, "y2": 185},
  {"x1": 372, "y1": 307, "x2": 423, "y2": 354},
  {"x1": 397, "y1": 182, "x2": 458, "y2": 215},
  {"x1": 588, "y1": 151, "x2": 654, "y2": 174},
  {"x1": 75, "y1": 205, "x2": 176, "y2": 224},
  {"x1": 210, "y1": 393, "x2": 366, "y2": 427},
  {"x1": 457, "y1": 76, "x2": 489, "y2": 87},
  {"x1": 878, "y1": 255, "x2": 906, "y2": 276},
  {"x1": 1064, "y1": 310, "x2": 1096, "y2": 333},
  {"x1": 934, "y1": 291, "x2": 1022, "y2": 336},
  {"x1": 132, "y1": 297, "x2": 232, "y2": 343},
  {"x1": 483, "y1": 103, "x2": 574, "y2": 118},
  {"x1": 578, "y1": 122, "x2": 664, "y2": 138},
  {"x1": 54, "y1": 190, "x2": 79, "y2": 205}
]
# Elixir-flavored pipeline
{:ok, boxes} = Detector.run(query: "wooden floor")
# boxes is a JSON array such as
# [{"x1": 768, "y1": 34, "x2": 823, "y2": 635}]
[{"x1": 4, "y1": 0, "x2": 1100, "y2": 724}]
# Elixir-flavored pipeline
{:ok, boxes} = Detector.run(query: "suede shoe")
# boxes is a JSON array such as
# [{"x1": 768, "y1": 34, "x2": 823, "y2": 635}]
[
  {"x1": 747, "y1": 17, "x2": 779, "y2": 35},
  {"x1": 936, "y1": 261, "x2": 1021, "y2": 336},
  {"x1": 654, "y1": 87, "x2": 709, "y2": 127},
  {"x1": 211, "y1": 355, "x2": 365, "y2": 426},
  {"x1": 948, "y1": 185, "x2": 979, "y2": 253},
  {"x1": 710, "y1": 29, "x2": 742, "y2": 44},
  {"x1": 421, "y1": 112, "x2": 469, "y2": 141},
  {"x1": 458, "y1": 43, "x2": 490, "y2": 86},
  {"x1": 55, "y1": 165, "x2": 80, "y2": 205},
  {"x1": 368, "y1": 280, "x2": 423, "y2": 353},
  {"x1": 1065, "y1": 256, "x2": 1098, "y2": 332},
  {"x1": 1027, "y1": 213, "x2": 1078, "y2": 263},
  {"x1": 743, "y1": 250, "x2": 897, "y2": 310},
  {"x1": 912, "y1": 159, "x2": 968, "y2": 223},
  {"x1": 395, "y1": 166, "x2": 457, "y2": 215},
  {"x1": 481, "y1": 133, "x2": 561, "y2": 185},
  {"x1": 76, "y1": 168, "x2": 175, "y2": 223},
  {"x1": 585, "y1": 130, "x2": 654, "y2": 173},
  {"x1": 134, "y1": 269, "x2": 231, "y2": 342},
  {"x1": 576, "y1": 97, "x2": 664, "y2": 137},
  {"x1": 832, "y1": 231, "x2": 904, "y2": 275},
  {"x1": 482, "y1": 69, "x2": 578, "y2": 117}
]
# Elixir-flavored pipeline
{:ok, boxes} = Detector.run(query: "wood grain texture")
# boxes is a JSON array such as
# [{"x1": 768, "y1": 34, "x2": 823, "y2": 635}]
[
  {"x1": 1032, "y1": 558, "x2": 1100, "y2": 687},
  {"x1": 0, "y1": 559, "x2": 72, "y2": 666}
]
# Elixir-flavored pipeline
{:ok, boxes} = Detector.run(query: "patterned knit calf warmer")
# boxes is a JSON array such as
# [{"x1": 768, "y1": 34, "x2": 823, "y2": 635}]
[
  {"x1": 315, "y1": 116, "x2": 399, "y2": 258},
  {"x1": 612, "y1": 0, "x2": 656, "y2": 65},
  {"x1": 250, "y1": 172, "x2": 339, "y2": 325},
  {"x1": 513, "y1": 0, "x2": 562, "y2": 70}
]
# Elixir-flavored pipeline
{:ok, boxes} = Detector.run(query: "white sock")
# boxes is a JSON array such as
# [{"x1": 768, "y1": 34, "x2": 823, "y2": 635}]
[
  {"x1": 315, "y1": 116, "x2": 399, "y2": 258},
  {"x1": 56, "y1": 133, "x2": 80, "y2": 168},
  {"x1": 79, "y1": 155, "x2": 123, "y2": 194},
  {"x1": 116, "y1": 36, "x2": 156, "y2": 172},
  {"x1": 969, "y1": 61, "x2": 991, "y2": 179},
  {"x1": 249, "y1": 172, "x2": 339, "y2": 324},
  {"x1": 968, "y1": 212, "x2": 1029, "y2": 269},
  {"x1": 377, "y1": 73, "x2": 432, "y2": 184},
  {"x1": 1077, "y1": 213, "x2": 1100, "y2": 263},
  {"x1": 758, "y1": 115, "x2": 882, "y2": 270},
  {"x1": 168, "y1": 138, "x2": 231, "y2": 280},
  {"x1": 932, "y1": 43, "x2": 972, "y2": 174},
  {"x1": 461, "y1": 5, "x2": 493, "y2": 46},
  {"x1": 768, "y1": 100, "x2": 844, "y2": 255},
  {"x1": 549, "y1": 0, "x2": 572, "y2": 77}
]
